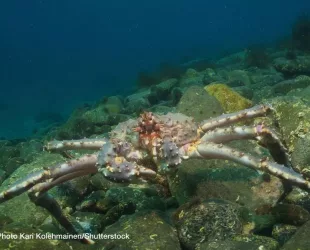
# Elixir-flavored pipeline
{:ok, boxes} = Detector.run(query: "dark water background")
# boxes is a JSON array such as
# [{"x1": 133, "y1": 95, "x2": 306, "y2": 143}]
[{"x1": 0, "y1": 0, "x2": 309, "y2": 139}]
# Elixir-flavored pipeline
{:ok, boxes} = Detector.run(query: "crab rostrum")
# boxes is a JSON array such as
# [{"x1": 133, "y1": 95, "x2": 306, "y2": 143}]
[{"x1": 0, "y1": 105, "x2": 309, "y2": 244}]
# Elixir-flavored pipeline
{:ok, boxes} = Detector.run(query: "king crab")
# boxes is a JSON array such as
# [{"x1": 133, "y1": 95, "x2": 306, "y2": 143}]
[{"x1": 0, "y1": 104, "x2": 309, "y2": 244}]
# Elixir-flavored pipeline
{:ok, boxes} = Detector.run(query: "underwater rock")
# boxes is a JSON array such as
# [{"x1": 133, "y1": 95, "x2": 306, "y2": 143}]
[
  {"x1": 272, "y1": 75, "x2": 310, "y2": 95},
  {"x1": 204, "y1": 83, "x2": 252, "y2": 113},
  {"x1": 199, "y1": 235, "x2": 279, "y2": 250},
  {"x1": 97, "y1": 202, "x2": 136, "y2": 232},
  {"x1": 215, "y1": 51, "x2": 245, "y2": 69},
  {"x1": 252, "y1": 85, "x2": 275, "y2": 103},
  {"x1": 50, "y1": 111, "x2": 97, "y2": 140},
  {"x1": 202, "y1": 68, "x2": 226, "y2": 85},
  {"x1": 0, "y1": 213, "x2": 13, "y2": 228},
  {"x1": 149, "y1": 105, "x2": 176, "y2": 114},
  {"x1": 176, "y1": 85, "x2": 224, "y2": 122},
  {"x1": 76, "y1": 190, "x2": 106, "y2": 212},
  {"x1": 50, "y1": 175, "x2": 92, "y2": 209},
  {"x1": 171, "y1": 87, "x2": 183, "y2": 105},
  {"x1": 147, "y1": 78, "x2": 178, "y2": 105},
  {"x1": 227, "y1": 69, "x2": 253, "y2": 86},
  {"x1": 103, "y1": 210, "x2": 181, "y2": 250},
  {"x1": 184, "y1": 68, "x2": 200, "y2": 78},
  {"x1": 0, "y1": 152, "x2": 64, "y2": 227},
  {"x1": 81, "y1": 105, "x2": 109, "y2": 124},
  {"x1": 291, "y1": 132, "x2": 310, "y2": 174},
  {"x1": 50, "y1": 103, "x2": 129, "y2": 140},
  {"x1": 104, "y1": 114, "x2": 131, "y2": 126},
  {"x1": 250, "y1": 68, "x2": 284, "y2": 86},
  {"x1": 3, "y1": 157, "x2": 25, "y2": 178},
  {"x1": 269, "y1": 96, "x2": 310, "y2": 154},
  {"x1": 0, "y1": 169, "x2": 5, "y2": 185},
  {"x1": 273, "y1": 56, "x2": 310, "y2": 76},
  {"x1": 71, "y1": 211, "x2": 105, "y2": 233},
  {"x1": 174, "y1": 199, "x2": 247, "y2": 249},
  {"x1": 272, "y1": 224, "x2": 298, "y2": 246},
  {"x1": 124, "y1": 90, "x2": 151, "y2": 114},
  {"x1": 287, "y1": 85, "x2": 310, "y2": 100},
  {"x1": 179, "y1": 68, "x2": 205, "y2": 88},
  {"x1": 0, "y1": 140, "x2": 12, "y2": 147},
  {"x1": 103, "y1": 104, "x2": 122, "y2": 115},
  {"x1": 125, "y1": 89, "x2": 150, "y2": 103},
  {"x1": 146, "y1": 79, "x2": 176, "y2": 104},
  {"x1": 0, "y1": 145, "x2": 20, "y2": 171},
  {"x1": 104, "y1": 95, "x2": 124, "y2": 114},
  {"x1": 282, "y1": 220, "x2": 310, "y2": 250},
  {"x1": 17, "y1": 139, "x2": 43, "y2": 163},
  {"x1": 75, "y1": 191, "x2": 137, "y2": 232},
  {"x1": 284, "y1": 187, "x2": 310, "y2": 212},
  {"x1": 271, "y1": 203, "x2": 310, "y2": 226},
  {"x1": 103, "y1": 186, "x2": 166, "y2": 211},
  {"x1": 89, "y1": 173, "x2": 122, "y2": 191},
  {"x1": 233, "y1": 86, "x2": 254, "y2": 100},
  {"x1": 168, "y1": 158, "x2": 284, "y2": 211},
  {"x1": 156, "y1": 78, "x2": 178, "y2": 94}
]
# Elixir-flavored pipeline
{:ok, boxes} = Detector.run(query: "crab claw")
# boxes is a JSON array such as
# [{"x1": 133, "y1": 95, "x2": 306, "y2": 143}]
[{"x1": 98, "y1": 156, "x2": 156, "y2": 182}]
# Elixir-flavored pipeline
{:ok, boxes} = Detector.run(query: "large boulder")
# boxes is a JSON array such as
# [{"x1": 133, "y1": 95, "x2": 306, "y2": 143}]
[{"x1": 176, "y1": 85, "x2": 224, "y2": 122}]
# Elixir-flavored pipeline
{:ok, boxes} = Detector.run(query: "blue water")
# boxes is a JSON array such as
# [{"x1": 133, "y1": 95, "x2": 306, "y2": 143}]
[{"x1": 0, "y1": 0, "x2": 309, "y2": 139}]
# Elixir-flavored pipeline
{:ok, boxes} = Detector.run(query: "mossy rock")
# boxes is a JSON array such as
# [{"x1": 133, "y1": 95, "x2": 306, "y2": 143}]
[
  {"x1": 291, "y1": 132, "x2": 310, "y2": 172},
  {"x1": 179, "y1": 69, "x2": 205, "y2": 88},
  {"x1": 0, "y1": 146, "x2": 20, "y2": 169},
  {"x1": 284, "y1": 187, "x2": 310, "y2": 212},
  {"x1": 104, "y1": 186, "x2": 166, "y2": 211},
  {"x1": 0, "y1": 152, "x2": 65, "y2": 227},
  {"x1": 227, "y1": 69, "x2": 253, "y2": 86},
  {"x1": 200, "y1": 235, "x2": 279, "y2": 250},
  {"x1": 205, "y1": 83, "x2": 252, "y2": 112},
  {"x1": 103, "y1": 210, "x2": 181, "y2": 250},
  {"x1": 282, "y1": 220, "x2": 310, "y2": 250},
  {"x1": 104, "y1": 96, "x2": 123, "y2": 114},
  {"x1": 174, "y1": 199, "x2": 250, "y2": 249},
  {"x1": 269, "y1": 96, "x2": 310, "y2": 155},
  {"x1": 232, "y1": 235, "x2": 279, "y2": 249},
  {"x1": 273, "y1": 75, "x2": 310, "y2": 95},
  {"x1": 177, "y1": 85, "x2": 224, "y2": 122},
  {"x1": 272, "y1": 224, "x2": 297, "y2": 246},
  {"x1": 273, "y1": 56, "x2": 310, "y2": 76},
  {"x1": 17, "y1": 139, "x2": 43, "y2": 163},
  {"x1": 168, "y1": 157, "x2": 284, "y2": 211}
]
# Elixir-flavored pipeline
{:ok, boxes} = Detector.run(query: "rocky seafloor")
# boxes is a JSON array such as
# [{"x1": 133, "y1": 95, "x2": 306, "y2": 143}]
[{"x1": 1, "y1": 48, "x2": 310, "y2": 250}]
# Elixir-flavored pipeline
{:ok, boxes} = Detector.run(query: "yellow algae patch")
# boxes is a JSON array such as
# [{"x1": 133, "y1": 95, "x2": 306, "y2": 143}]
[
  {"x1": 205, "y1": 83, "x2": 252, "y2": 112},
  {"x1": 104, "y1": 104, "x2": 121, "y2": 114}
]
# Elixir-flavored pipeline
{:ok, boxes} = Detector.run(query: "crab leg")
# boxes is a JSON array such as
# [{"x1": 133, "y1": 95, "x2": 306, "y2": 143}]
[
  {"x1": 200, "y1": 105, "x2": 271, "y2": 132},
  {"x1": 201, "y1": 124, "x2": 290, "y2": 166},
  {"x1": 29, "y1": 170, "x2": 97, "y2": 198},
  {"x1": 184, "y1": 142, "x2": 310, "y2": 191},
  {"x1": 45, "y1": 138, "x2": 108, "y2": 152},
  {"x1": 28, "y1": 192, "x2": 94, "y2": 244},
  {"x1": 0, "y1": 154, "x2": 98, "y2": 203}
]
